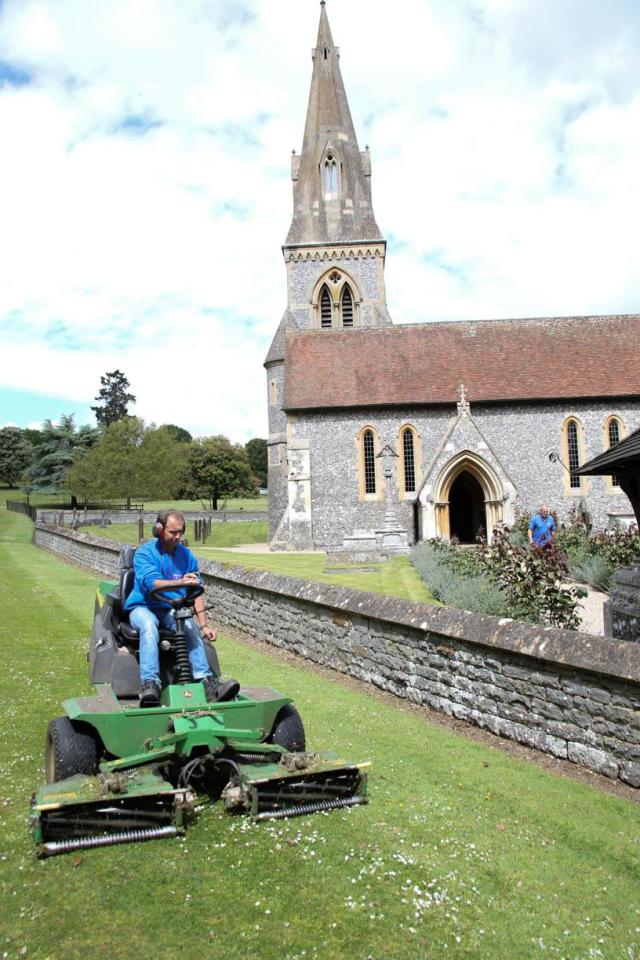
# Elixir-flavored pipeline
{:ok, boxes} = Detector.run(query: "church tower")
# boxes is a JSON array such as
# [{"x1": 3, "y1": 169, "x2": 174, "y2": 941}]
[{"x1": 266, "y1": 1, "x2": 391, "y2": 548}]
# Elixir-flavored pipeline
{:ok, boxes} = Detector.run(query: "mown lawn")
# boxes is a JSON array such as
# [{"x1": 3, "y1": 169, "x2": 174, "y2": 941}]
[
  {"x1": 1, "y1": 507, "x2": 640, "y2": 959},
  {"x1": 2, "y1": 488, "x2": 267, "y2": 513},
  {"x1": 82, "y1": 521, "x2": 433, "y2": 603},
  {"x1": 82, "y1": 519, "x2": 270, "y2": 549},
  {"x1": 143, "y1": 496, "x2": 267, "y2": 513}
]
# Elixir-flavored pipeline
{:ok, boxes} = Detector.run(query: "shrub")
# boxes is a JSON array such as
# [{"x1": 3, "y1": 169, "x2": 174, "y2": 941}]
[
  {"x1": 413, "y1": 530, "x2": 587, "y2": 630},
  {"x1": 411, "y1": 543, "x2": 508, "y2": 617},
  {"x1": 590, "y1": 528, "x2": 640, "y2": 568},
  {"x1": 570, "y1": 555, "x2": 614, "y2": 593},
  {"x1": 481, "y1": 527, "x2": 586, "y2": 630},
  {"x1": 425, "y1": 538, "x2": 485, "y2": 577},
  {"x1": 510, "y1": 509, "x2": 533, "y2": 547},
  {"x1": 557, "y1": 522, "x2": 640, "y2": 590}
]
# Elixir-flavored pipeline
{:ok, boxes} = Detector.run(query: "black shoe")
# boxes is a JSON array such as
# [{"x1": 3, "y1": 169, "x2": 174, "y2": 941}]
[
  {"x1": 202, "y1": 676, "x2": 240, "y2": 703},
  {"x1": 140, "y1": 680, "x2": 161, "y2": 708}
]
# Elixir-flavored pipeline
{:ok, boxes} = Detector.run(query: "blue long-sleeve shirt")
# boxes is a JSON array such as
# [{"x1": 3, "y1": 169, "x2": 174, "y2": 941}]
[{"x1": 124, "y1": 539, "x2": 200, "y2": 614}]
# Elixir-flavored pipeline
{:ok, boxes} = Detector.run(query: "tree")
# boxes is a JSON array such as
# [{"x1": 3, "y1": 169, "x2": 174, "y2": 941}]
[
  {"x1": 22, "y1": 427, "x2": 46, "y2": 448},
  {"x1": 183, "y1": 436, "x2": 257, "y2": 510},
  {"x1": 0, "y1": 427, "x2": 34, "y2": 486},
  {"x1": 138, "y1": 425, "x2": 190, "y2": 499},
  {"x1": 25, "y1": 415, "x2": 99, "y2": 494},
  {"x1": 91, "y1": 369, "x2": 136, "y2": 427},
  {"x1": 67, "y1": 418, "x2": 189, "y2": 504},
  {"x1": 245, "y1": 437, "x2": 268, "y2": 489},
  {"x1": 157, "y1": 423, "x2": 193, "y2": 444}
]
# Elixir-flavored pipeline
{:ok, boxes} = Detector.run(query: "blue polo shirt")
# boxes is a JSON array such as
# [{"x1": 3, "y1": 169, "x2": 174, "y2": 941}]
[
  {"x1": 124, "y1": 539, "x2": 200, "y2": 614},
  {"x1": 529, "y1": 512, "x2": 555, "y2": 547}
]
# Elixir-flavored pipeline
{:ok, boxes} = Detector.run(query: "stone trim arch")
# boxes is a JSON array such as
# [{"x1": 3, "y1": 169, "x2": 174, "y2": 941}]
[
  {"x1": 396, "y1": 423, "x2": 422, "y2": 498},
  {"x1": 311, "y1": 268, "x2": 362, "y2": 329},
  {"x1": 603, "y1": 414, "x2": 626, "y2": 493},
  {"x1": 561, "y1": 416, "x2": 590, "y2": 496},
  {"x1": 430, "y1": 451, "x2": 506, "y2": 542},
  {"x1": 356, "y1": 424, "x2": 383, "y2": 501}
]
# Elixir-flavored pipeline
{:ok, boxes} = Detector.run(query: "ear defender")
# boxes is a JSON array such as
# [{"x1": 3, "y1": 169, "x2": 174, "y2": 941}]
[
  {"x1": 152, "y1": 510, "x2": 185, "y2": 539},
  {"x1": 152, "y1": 514, "x2": 166, "y2": 539},
  {"x1": 153, "y1": 509, "x2": 171, "y2": 539}
]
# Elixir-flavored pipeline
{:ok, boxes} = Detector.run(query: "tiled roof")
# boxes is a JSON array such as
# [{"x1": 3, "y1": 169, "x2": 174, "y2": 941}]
[{"x1": 283, "y1": 314, "x2": 640, "y2": 410}]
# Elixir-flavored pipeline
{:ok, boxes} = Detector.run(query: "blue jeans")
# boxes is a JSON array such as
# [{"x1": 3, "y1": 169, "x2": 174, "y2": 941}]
[{"x1": 129, "y1": 606, "x2": 212, "y2": 686}]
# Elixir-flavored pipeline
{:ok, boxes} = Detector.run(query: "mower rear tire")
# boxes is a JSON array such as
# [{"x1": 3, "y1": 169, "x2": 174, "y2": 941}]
[
  {"x1": 267, "y1": 704, "x2": 305, "y2": 753},
  {"x1": 45, "y1": 716, "x2": 99, "y2": 783}
]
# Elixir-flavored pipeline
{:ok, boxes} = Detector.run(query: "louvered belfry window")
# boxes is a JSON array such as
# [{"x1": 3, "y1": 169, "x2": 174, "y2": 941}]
[
  {"x1": 320, "y1": 286, "x2": 332, "y2": 327},
  {"x1": 341, "y1": 286, "x2": 354, "y2": 327},
  {"x1": 403, "y1": 428, "x2": 416, "y2": 493},
  {"x1": 363, "y1": 430, "x2": 376, "y2": 494},
  {"x1": 608, "y1": 417, "x2": 621, "y2": 487},
  {"x1": 567, "y1": 420, "x2": 581, "y2": 488}
]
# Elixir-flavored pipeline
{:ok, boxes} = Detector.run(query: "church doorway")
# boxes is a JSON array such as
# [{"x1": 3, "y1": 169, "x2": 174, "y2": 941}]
[{"x1": 448, "y1": 470, "x2": 486, "y2": 543}]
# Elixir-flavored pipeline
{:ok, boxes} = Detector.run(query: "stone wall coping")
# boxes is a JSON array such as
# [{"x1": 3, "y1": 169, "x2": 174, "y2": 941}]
[{"x1": 36, "y1": 524, "x2": 640, "y2": 686}]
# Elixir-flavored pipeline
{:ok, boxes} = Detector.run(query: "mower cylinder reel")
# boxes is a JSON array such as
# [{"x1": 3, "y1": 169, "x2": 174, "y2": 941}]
[
  {"x1": 255, "y1": 795, "x2": 368, "y2": 821},
  {"x1": 41, "y1": 824, "x2": 178, "y2": 856}
]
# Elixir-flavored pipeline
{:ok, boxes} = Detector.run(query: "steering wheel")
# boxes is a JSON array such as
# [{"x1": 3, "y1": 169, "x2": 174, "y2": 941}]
[{"x1": 148, "y1": 580, "x2": 204, "y2": 611}]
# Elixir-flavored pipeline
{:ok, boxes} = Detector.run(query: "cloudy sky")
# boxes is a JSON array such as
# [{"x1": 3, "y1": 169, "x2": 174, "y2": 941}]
[{"x1": 1, "y1": 0, "x2": 638, "y2": 441}]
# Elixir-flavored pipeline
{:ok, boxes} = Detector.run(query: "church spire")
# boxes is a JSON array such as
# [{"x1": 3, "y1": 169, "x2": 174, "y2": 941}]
[{"x1": 286, "y1": 2, "x2": 383, "y2": 246}]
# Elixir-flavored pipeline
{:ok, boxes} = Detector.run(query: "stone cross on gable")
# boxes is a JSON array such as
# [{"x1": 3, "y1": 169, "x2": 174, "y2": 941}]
[{"x1": 457, "y1": 383, "x2": 470, "y2": 414}]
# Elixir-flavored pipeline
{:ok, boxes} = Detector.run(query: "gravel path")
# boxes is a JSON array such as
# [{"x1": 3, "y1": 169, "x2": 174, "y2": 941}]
[{"x1": 575, "y1": 584, "x2": 608, "y2": 636}]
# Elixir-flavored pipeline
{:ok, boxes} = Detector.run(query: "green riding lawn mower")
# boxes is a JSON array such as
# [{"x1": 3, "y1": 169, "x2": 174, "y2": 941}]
[{"x1": 30, "y1": 547, "x2": 369, "y2": 857}]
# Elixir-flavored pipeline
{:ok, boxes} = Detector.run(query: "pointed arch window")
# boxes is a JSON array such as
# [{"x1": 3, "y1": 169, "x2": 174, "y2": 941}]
[
  {"x1": 566, "y1": 420, "x2": 581, "y2": 488},
  {"x1": 323, "y1": 153, "x2": 339, "y2": 199},
  {"x1": 606, "y1": 415, "x2": 623, "y2": 489},
  {"x1": 363, "y1": 429, "x2": 376, "y2": 494},
  {"x1": 320, "y1": 286, "x2": 332, "y2": 328},
  {"x1": 562, "y1": 417, "x2": 586, "y2": 493},
  {"x1": 341, "y1": 285, "x2": 354, "y2": 327},
  {"x1": 402, "y1": 428, "x2": 416, "y2": 493}
]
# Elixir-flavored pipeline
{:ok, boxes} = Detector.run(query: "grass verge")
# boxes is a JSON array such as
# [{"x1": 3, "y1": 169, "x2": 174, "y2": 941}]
[{"x1": 1, "y1": 509, "x2": 639, "y2": 959}]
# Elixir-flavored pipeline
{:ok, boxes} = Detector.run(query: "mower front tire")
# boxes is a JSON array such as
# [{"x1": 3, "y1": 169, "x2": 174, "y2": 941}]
[
  {"x1": 45, "y1": 716, "x2": 99, "y2": 783},
  {"x1": 267, "y1": 704, "x2": 306, "y2": 753}
]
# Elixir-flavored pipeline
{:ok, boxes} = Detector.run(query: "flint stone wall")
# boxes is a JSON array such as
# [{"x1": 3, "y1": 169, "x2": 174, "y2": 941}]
[{"x1": 34, "y1": 524, "x2": 640, "y2": 787}]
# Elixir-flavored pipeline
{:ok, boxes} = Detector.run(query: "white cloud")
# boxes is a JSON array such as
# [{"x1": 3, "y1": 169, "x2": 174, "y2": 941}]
[{"x1": 0, "y1": 0, "x2": 638, "y2": 440}]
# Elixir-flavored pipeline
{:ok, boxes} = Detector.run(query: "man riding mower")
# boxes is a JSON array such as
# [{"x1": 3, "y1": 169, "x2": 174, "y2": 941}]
[{"x1": 30, "y1": 525, "x2": 369, "y2": 856}]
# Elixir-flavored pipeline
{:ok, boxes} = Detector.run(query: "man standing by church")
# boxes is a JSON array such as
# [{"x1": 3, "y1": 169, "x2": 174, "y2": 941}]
[
  {"x1": 125, "y1": 509, "x2": 240, "y2": 707},
  {"x1": 528, "y1": 504, "x2": 556, "y2": 548}
]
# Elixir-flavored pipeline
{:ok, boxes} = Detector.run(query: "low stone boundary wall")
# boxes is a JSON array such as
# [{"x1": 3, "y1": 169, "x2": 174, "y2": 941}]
[
  {"x1": 36, "y1": 509, "x2": 265, "y2": 526},
  {"x1": 34, "y1": 524, "x2": 640, "y2": 788}
]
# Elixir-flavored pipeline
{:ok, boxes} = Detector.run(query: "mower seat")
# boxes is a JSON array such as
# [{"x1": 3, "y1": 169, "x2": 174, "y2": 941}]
[{"x1": 114, "y1": 563, "x2": 174, "y2": 649}]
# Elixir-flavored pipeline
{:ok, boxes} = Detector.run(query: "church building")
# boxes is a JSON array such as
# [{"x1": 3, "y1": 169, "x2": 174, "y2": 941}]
[{"x1": 265, "y1": 3, "x2": 640, "y2": 553}]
